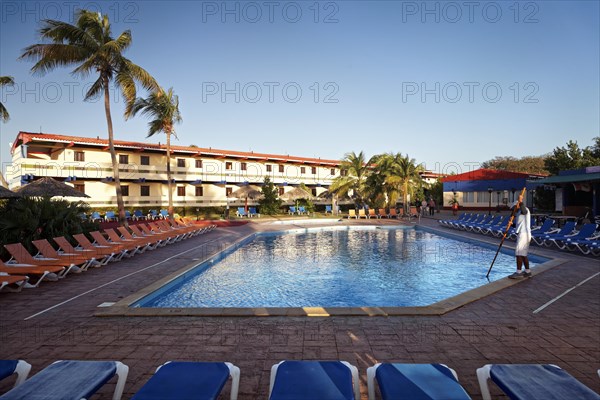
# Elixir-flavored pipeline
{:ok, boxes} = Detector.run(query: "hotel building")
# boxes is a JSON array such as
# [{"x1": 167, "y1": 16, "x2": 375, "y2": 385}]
[{"x1": 7, "y1": 132, "x2": 342, "y2": 208}]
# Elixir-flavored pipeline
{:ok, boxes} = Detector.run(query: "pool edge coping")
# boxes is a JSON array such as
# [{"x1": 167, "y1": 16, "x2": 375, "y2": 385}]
[{"x1": 96, "y1": 224, "x2": 566, "y2": 318}]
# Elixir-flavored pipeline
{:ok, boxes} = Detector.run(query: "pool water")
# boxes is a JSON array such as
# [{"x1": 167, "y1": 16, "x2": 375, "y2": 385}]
[{"x1": 137, "y1": 227, "x2": 545, "y2": 308}]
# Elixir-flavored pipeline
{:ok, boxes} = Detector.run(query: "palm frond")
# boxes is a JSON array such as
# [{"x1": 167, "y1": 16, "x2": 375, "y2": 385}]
[
  {"x1": 83, "y1": 76, "x2": 104, "y2": 101},
  {"x1": 0, "y1": 76, "x2": 15, "y2": 86},
  {"x1": 0, "y1": 103, "x2": 9, "y2": 122},
  {"x1": 115, "y1": 68, "x2": 137, "y2": 106},
  {"x1": 147, "y1": 119, "x2": 164, "y2": 137},
  {"x1": 122, "y1": 59, "x2": 159, "y2": 92}
]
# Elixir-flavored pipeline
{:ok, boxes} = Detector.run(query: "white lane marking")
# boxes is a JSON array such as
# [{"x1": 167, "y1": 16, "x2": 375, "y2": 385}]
[
  {"x1": 533, "y1": 272, "x2": 600, "y2": 314},
  {"x1": 24, "y1": 237, "x2": 222, "y2": 320}
]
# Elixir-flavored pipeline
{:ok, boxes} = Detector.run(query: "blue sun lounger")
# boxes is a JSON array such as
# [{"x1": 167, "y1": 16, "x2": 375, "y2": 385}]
[
  {"x1": 366, "y1": 363, "x2": 471, "y2": 400},
  {"x1": 269, "y1": 360, "x2": 360, "y2": 400},
  {"x1": 532, "y1": 221, "x2": 576, "y2": 245},
  {"x1": 477, "y1": 364, "x2": 600, "y2": 400},
  {"x1": 545, "y1": 223, "x2": 598, "y2": 249},
  {"x1": 0, "y1": 360, "x2": 31, "y2": 390},
  {"x1": 132, "y1": 361, "x2": 240, "y2": 400},
  {"x1": 0, "y1": 360, "x2": 128, "y2": 400}
]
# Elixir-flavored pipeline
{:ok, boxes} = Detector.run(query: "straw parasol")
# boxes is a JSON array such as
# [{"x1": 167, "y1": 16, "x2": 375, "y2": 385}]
[
  {"x1": 0, "y1": 186, "x2": 21, "y2": 199},
  {"x1": 229, "y1": 184, "x2": 263, "y2": 213},
  {"x1": 280, "y1": 186, "x2": 313, "y2": 202},
  {"x1": 16, "y1": 177, "x2": 90, "y2": 198},
  {"x1": 229, "y1": 185, "x2": 263, "y2": 200}
]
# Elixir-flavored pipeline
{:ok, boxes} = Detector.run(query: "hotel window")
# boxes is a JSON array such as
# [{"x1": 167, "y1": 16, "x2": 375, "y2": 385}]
[
  {"x1": 341, "y1": 169, "x2": 348, "y2": 177},
  {"x1": 226, "y1": 162, "x2": 233, "y2": 170},
  {"x1": 177, "y1": 186, "x2": 186, "y2": 196},
  {"x1": 140, "y1": 185, "x2": 150, "y2": 197},
  {"x1": 241, "y1": 162, "x2": 247, "y2": 171},
  {"x1": 195, "y1": 186, "x2": 203, "y2": 196},
  {"x1": 464, "y1": 192, "x2": 475, "y2": 203},
  {"x1": 477, "y1": 191, "x2": 491, "y2": 203},
  {"x1": 121, "y1": 185, "x2": 129, "y2": 196},
  {"x1": 119, "y1": 154, "x2": 129, "y2": 164},
  {"x1": 140, "y1": 155, "x2": 150, "y2": 166},
  {"x1": 74, "y1": 183, "x2": 85, "y2": 193},
  {"x1": 279, "y1": 165, "x2": 284, "y2": 173},
  {"x1": 195, "y1": 159, "x2": 202, "y2": 168},
  {"x1": 311, "y1": 167, "x2": 316, "y2": 174},
  {"x1": 278, "y1": 187, "x2": 285, "y2": 195},
  {"x1": 177, "y1": 158, "x2": 186, "y2": 168},
  {"x1": 311, "y1": 188, "x2": 317, "y2": 196},
  {"x1": 300, "y1": 167, "x2": 306, "y2": 174},
  {"x1": 226, "y1": 187, "x2": 233, "y2": 196},
  {"x1": 266, "y1": 164, "x2": 272, "y2": 172},
  {"x1": 74, "y1": 151, "x2": 85, "y2": 162},
  {"x1": 330, "y1": 168, "x2": 336, "y2": 176}
]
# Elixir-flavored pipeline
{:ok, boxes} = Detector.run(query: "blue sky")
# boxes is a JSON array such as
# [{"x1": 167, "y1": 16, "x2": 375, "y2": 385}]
[{"x1": 1, "y1": 0, "x2": 598, "y2": 175}]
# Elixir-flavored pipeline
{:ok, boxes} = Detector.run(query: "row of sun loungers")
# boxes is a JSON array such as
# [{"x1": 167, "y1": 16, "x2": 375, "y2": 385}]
[
  {"x1": 0, "y1": 219, "x2": 216, "y2": 292},
  {"x1": 348, "y1": 207, "x2": 421, "y2": 220},
  {"x1": 237, "y1": 207, "x2": 261, "y2": 217},
  {"x1": 88, "y1": 209, "x2": 173, "y2": 222},
  {"x1": 439, "y1": 213, "x2": 600, "y2": 256},
  {"x1": 1, "y1": 359, "x2": 598, "y2": 399}
]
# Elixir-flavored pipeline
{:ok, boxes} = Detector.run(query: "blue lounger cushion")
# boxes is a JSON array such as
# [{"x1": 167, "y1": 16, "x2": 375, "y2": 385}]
[
  {"x1": 0, "y1": 361, "x2": 18, "y2": 381},
  {"x1": 0, "y1": 360, "x2": 121, "y2": 400},
  {"x1": 490, "y1": 364, "x2": 600, "y2": 400},
  {"x1": 0, "y1": 360, "x2": 31, "y2": 389},
  {"x1": 270, "y1": 361, "x2": 355, "y2": 400},
  {"x1": 375, "y1": 363, "x2": 471, "y2": 400},
  {"x1": 132, "y1": 362, "x2": 231, "y2": 400}
]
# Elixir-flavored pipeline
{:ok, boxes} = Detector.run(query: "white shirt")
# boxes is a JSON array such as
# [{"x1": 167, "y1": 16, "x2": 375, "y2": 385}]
[{"x1": 515, "y1": 207, "x2": 532, "y2": 242}]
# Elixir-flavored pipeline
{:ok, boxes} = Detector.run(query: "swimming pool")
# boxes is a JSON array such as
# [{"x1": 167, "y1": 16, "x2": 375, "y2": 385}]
[{"x1": 134, "y1": 226, "x2": 548, "y2": 309}]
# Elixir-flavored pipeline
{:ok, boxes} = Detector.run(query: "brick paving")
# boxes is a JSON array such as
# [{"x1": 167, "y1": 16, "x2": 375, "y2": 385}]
[{"x1": 0, "y1": 214, "x2": 598, "y2": 399}]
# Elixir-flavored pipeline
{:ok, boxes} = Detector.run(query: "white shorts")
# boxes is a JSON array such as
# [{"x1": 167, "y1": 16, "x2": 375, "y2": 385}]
[{"x1": 515, "y1": 234, "x2": 531, "y2": 257}]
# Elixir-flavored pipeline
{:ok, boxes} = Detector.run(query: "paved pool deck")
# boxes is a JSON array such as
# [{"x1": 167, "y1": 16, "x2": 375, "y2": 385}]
[{"x1": 1, "y1": 213, "x2": 598, "y2": 399}]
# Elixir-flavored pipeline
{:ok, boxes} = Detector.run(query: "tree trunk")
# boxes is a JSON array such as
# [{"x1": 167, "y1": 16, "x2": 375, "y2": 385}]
[
  {"x1": 166, "y1": 131, "x2": 174, "y2": 218},
  {"x1": 103, "y1": 79, "x2": 128, "y2": 228},
  {"x1": 403, "y1": 181, "x2": 408, "y2": 213}
]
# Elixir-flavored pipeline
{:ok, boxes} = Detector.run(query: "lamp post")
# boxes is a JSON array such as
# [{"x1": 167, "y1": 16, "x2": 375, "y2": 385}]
[
  {"x1": 511, "y1": 188, "x2": 516, "y2": 202},
  {"x1": 487, "y1": 187, "x2": 493, "y2": 215}
]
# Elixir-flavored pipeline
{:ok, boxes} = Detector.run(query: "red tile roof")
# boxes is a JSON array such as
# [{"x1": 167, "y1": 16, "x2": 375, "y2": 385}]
[
  {"x1": 13, "y1": 132, "x2": 341, "y2": 166},
  {"x1": 441, "y1": 168, "x2": 546, "y2": 182}
]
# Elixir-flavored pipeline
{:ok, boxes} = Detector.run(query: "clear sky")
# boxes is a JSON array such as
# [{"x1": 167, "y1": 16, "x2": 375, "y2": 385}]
[{"x1": 1, "y1": 0, "x2": 598, "y2": 176}]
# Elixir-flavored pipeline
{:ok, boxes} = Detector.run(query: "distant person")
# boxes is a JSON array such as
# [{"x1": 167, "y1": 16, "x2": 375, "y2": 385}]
[
  {"x1": 452, "y1": 201, "x2": 459, "y2": 216},
  {"x1": 421, "y1": 199, "x2": 428, "y2": 216},
  {"x1": 429, "y1": 198, "x2": 436, "y2": 216},
  {"x1": 509, "y1": 194, "x2": 532, "y2": 279}
]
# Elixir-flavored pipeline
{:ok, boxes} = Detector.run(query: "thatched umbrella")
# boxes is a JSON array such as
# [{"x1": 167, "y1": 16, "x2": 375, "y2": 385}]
[
  {"x1": 0, "y1": 186, "x2": 21, "y2": 199},
  {"x1": 229, "y1": 185, "x2": 263, "y2": 200},
  {"x1": 229, "y1": 185, "x2": 263, "y2": 213},
  {"x1": 16, "y1": 177, "x2": 90, "y2": 198},
  {"x1": 280, "y1": 186, "x2": 313, "y2": 201}
]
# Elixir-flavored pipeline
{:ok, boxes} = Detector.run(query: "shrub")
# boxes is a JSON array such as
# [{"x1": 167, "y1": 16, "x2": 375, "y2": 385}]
[
  {"x1": 0, "y1": 197, "x2": 96, "y2": 259},
  {"x1": 258, "y1": 177, "x2": 282, "y2": 215}
]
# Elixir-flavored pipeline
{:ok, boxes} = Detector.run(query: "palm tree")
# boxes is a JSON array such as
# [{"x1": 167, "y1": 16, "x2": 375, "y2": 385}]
[
  {"x1": 127, "y1": 87, "x2": 182, "y2": 218},
  {"x1": 0, "y1": 76, "x2": 15, "y2": 122},
  {"x1": 20, "y1": 10, "x2": 158, "y2": 224},
  {"x1": 366, "y1": 153, "x2": 401, "y2": 208},
  {"x1": 329, "y1": 151, "x2": 371, "y2": 206},
  {"x1": 386, "y1": 154, "x2": 424, "y2": 212}
]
